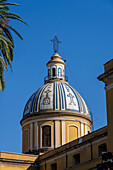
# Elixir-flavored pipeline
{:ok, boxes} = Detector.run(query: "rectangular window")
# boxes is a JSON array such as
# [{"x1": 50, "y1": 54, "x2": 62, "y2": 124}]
[
  {"x1": 51, "y1": 163, "x2": 57, "y2": 170},
  {"x1": 42, "y1": 125, "x2": 51, "y2": 147},
  {"x1": 73, "y1": 153, "x2": 80, "y2": 166},
  {"x1": 98, "y1": 143, "x2": 107, "y2": 157}
]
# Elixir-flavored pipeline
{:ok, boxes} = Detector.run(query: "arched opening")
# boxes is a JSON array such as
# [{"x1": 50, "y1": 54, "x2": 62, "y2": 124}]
[
  {"x1": 58, "y1": 68, "x2": 62, "y2": 77},
  {"x1": 42, "y1": 125, "x2": 51, "y2": 147},
  {"x1": 52, "y1": 68, "x2": 56, "y2": 77},
  {"x1": 68, "y1": 125, "x2": 78, "y2": 142}
]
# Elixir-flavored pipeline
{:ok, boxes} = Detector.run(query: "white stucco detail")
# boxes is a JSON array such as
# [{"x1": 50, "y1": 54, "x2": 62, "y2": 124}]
[
  {"x1": 85, "y1": 124, "x2": 87, "y2": 135},
  {"x1": 55, "y1": 120, "x2": 59, "y2": 148},
  {"x1": 81, "y1": 122, "x2": 84, "y2": 137},
  {"x1": 61, "y1": 121, "x2": 65, "y2": 145}
]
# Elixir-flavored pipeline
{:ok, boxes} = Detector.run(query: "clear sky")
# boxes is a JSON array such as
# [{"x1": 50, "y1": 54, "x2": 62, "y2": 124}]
[{"x1": 0, "y1": 0, "x2": 113, "y2": 153}]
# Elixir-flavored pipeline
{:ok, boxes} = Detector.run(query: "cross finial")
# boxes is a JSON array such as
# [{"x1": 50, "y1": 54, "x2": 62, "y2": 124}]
[{"x1": 50, "y1": 35, "x2": 61, "y2": 53}]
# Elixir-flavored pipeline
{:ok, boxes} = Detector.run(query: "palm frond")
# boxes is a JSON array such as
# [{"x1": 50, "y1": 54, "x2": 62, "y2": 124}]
[
  {"x1": 0, "y1": 34, "x2": 14, "y2": 47},
  {"x1": 0, "y1": 3, "x2": 20, "y2": 6},
  {"x1": 0, "y1": 0, "x2": 27, "y2": 90},
  {"x1": 0, "y1": 56, "x2": 7, "y2": 69},
  {"x1": 0, "y1": 26, "x2": 14, "y2": 45},
  {"x1": 3, "y1": 23, "x2": 23, "y2": 40},
  {"x1": 0, "y1": 11, "x2": 23, "y2": 19},
  {"x1": 5, "y1": 15, "x2": 27, "y2": 25}
]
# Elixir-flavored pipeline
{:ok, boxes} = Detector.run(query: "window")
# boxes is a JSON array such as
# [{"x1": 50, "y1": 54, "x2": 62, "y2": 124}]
[
  {"x1": 58, "y1": 68, "x2": 62, "y2": 77},
  {"x1": 51, "y1": 163, "x2": 57, "y2": 170},
  {"x1": 98, "y1": 143, "x2": 107, "y2": 157},
  {"x1": 73, "y1": 153, "x2": 80, "y2": 166},
  {"x1": 42, "y1": 125, "x2": 51, "y2": 147},
  {"x1": 52, "y1": 68, "x2": 56, "y2": 77}
]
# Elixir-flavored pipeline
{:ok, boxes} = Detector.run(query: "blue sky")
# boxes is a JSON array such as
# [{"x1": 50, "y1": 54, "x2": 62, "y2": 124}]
[{"x1": 0, "y1": 0, "x2": 113, "y2": 153}]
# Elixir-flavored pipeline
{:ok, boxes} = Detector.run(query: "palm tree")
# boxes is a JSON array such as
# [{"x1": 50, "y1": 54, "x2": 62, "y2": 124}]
[{"x1": 0, "y1": 0, "x2": 27, "y2": 90}]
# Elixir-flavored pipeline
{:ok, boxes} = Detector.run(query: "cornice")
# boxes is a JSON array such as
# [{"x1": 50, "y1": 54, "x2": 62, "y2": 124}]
[
  {"x1": 20, "y1": 111, "x2": 92, "y2": 126},
  {"x1": 97, "y1": 68, "x2": 113, "y2": 83}
]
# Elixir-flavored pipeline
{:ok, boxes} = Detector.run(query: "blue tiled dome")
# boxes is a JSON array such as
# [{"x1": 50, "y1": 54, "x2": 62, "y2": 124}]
[{"x1": 23, "y1": 82, "x2": 90, "y2": 118}]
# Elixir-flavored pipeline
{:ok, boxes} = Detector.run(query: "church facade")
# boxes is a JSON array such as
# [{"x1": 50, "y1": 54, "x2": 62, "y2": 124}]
[{"x1": 0, "y1": 36, "x2": 113, "y2": 169}]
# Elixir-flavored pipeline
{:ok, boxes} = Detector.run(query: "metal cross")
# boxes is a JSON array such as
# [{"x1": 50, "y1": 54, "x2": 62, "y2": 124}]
[{"x1": 51, "y1": 35, "x2": 61, "y2": 53}]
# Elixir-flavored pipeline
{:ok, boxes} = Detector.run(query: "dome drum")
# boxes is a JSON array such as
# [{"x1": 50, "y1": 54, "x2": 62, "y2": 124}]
[{"x1": 21, "y1": 115, "x2": 91, "y2": 154}]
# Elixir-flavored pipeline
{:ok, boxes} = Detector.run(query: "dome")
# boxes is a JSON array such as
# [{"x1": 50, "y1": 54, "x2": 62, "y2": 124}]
[
  {"x1": 21, "y1": 37, "x2": 92, "y2": 154},
  {"x1": 23, "y1": 82, "x2": 90, "y2": 118}
]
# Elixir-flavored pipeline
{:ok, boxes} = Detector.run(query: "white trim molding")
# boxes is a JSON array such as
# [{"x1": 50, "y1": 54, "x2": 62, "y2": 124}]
[
  {"x1": 61, "y1": 121, "x2": 65, "y2": 145},
  {"x1": 55, "y1": 120, "x2": 59, "y2": 148},
  {"x1": 85, "y1": 124, "x2": 87, "y2": 135},
  {"x1": 67, "y1": 124, "x2": 79, "y2": 143},
  {"x1": 81, "y1": 122, "x2": 84, "y2": 137},
  {"x1": 22, "y1": 117, "x2": 91, "y2": 128}
]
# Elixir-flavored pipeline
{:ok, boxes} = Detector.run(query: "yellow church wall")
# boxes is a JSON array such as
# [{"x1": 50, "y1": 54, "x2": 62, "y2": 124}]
[
  {"x1": 22, "y1": 116, "x2": 91, "y2": 153},
  {"x1": 87, "y1": 125, "x2": 91, "y2": 133},
  {"x1": 59, "y1": 121, "x2": 61, "y2": 146},
  {"x1": 22, "y1": 124, "x2": 30, "y2": 153},
  {"x1": 0, "y1": 163, "x2": 30, "y2": 170},
  {"x1": 69, "y1": 158, "x2": 101, "y2": 170},
  {"x1": 0, "y1": 151, "x2": 37, "y2": 170},
  {"x1": 92, "y1": 139, "x2": 108, "y2": 159},
  {"x1": 39, "y1": 138, "x2": 107, "y2": 170},
  {"x1": 98, "y1": 58, "x2": 113, "y2": 154},
  {"x1": 45, "y1": 156, "x2": 66, "y2": 170},
  {"x1": 83, "y1": 123, "x2": 85, "y2": 135},
  {"x1": 37, "y1": 126, "x2": 107, "y2": 170},
  {"x1": 106, "y1": 88, "x2": 113, "y2": 152}
]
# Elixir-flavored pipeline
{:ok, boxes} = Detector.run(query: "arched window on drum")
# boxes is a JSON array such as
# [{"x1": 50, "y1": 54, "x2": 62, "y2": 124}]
[
  {"x1": 52, "y1": 67, "x2": 56, "y2": 77},
  {"x1": 42, "y1": 125, "x2": 51, "y2": 147},
  {"x1": 58, "y1": 67, "x2": 62, "y2": 78}
]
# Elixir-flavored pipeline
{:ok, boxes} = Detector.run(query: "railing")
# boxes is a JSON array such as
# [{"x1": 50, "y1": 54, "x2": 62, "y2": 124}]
[{"x1": 44, "y1": 75, "x2": 68, "y2": 84}]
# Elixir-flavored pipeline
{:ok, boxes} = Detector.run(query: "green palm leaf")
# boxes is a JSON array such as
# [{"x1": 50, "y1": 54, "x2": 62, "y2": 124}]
[{"x1": 0, "y1": 0, "x2": 27, "y2": 90}]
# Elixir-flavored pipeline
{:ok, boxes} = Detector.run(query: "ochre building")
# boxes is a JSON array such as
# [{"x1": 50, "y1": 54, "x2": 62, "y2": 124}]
[{"x1": 0, "y1": 39, "x2": 113, "y2": 169}]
